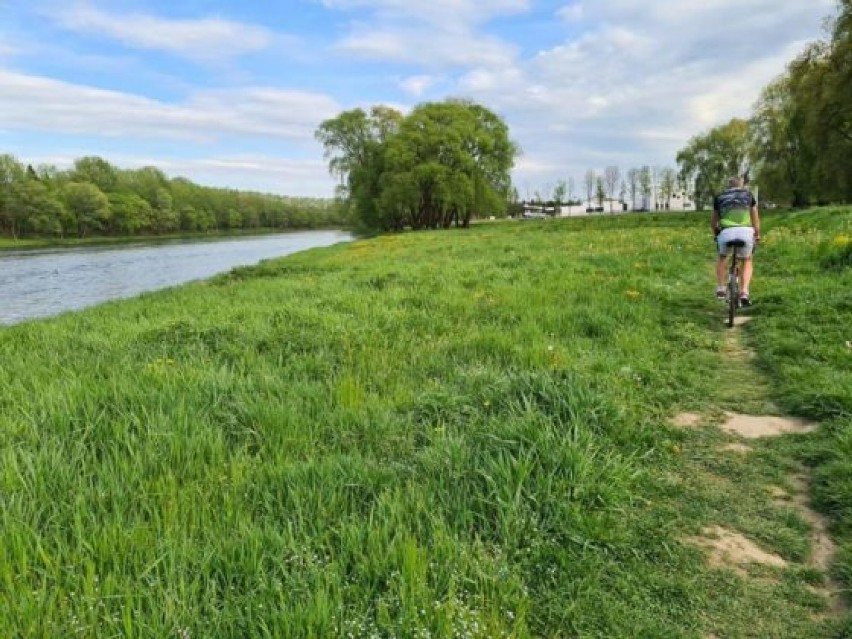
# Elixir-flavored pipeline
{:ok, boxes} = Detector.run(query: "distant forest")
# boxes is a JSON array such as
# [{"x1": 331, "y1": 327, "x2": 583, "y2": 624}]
[{"x1": 0, "y1": 154, "x2": 345, "y2": 239}]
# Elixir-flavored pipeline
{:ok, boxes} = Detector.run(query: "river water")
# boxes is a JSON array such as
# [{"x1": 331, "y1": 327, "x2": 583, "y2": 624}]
[{"x1": 0, "y1": 230, "x2": 352, "y2": 326}]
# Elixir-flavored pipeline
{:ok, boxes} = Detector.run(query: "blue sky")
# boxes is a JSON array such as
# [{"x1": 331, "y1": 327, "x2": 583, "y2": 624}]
[{"x1": 0, "y1": 0, "x2": 836, "y2": 197}]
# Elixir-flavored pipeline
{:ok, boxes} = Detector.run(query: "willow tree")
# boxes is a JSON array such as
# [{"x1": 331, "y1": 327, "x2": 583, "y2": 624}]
[
  {"x1": 317, "y1": 100, "x2": 516, "y2": 231},
  {"x1": 315, "y1": 106, "x2": 404, "y2": 231},
  {"x1": 750, "y1": 75, "x2": 810, "y2": 206},
  {"x1": 750, "y1": 0, "x2": 851, "y2": 205},
  {"x1": 676, "y1": 118, "x2": 750, "y2": 209}
]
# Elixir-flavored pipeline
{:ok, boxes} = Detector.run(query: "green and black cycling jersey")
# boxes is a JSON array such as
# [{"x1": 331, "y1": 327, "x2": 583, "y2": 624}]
[{"x1": 714, "y1": 187, "x2": 756, "y2": 228}]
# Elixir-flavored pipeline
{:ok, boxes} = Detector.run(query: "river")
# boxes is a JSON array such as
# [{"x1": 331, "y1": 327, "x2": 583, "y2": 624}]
[{"x1": 0, "y1": 230, "x2": 352, "y2": 326}]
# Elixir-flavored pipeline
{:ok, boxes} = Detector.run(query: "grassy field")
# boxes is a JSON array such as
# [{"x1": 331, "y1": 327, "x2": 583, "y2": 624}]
[{"x1": 0, "y1": 209, "x2": 850, "y2": 637}]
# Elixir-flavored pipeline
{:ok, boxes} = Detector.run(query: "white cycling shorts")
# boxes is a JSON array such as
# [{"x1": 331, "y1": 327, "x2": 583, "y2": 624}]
[{"x1": 717, "y1": 227, "x2": 755, "y2": 258}]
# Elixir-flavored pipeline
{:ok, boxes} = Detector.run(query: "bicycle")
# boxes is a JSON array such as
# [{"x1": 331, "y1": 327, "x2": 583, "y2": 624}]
[{"x1": 723, "y1": 239, "x2": 747, "y2": 328}]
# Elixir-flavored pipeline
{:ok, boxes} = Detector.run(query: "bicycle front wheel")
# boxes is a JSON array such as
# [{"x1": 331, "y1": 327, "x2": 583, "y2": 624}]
[{"x1": 727, "y1": 272, "x2": 738, "y2": 328}]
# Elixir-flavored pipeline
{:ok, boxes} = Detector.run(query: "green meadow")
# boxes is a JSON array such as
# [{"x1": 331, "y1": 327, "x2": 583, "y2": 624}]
[{"x1": 1, "y1": 209, "x2": 850, "y2": 637}]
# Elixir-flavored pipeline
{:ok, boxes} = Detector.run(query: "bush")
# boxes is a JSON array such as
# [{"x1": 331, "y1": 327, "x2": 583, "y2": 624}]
[{"x1": 820, "y1": 235, "x2": 852, "y2": 270}]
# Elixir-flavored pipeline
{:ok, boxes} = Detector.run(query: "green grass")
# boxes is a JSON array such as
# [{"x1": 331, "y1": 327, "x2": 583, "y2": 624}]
[
  {"x1": 744, "y1": 206, "x2": 852, "y2": 603},
  {"x1": 0, "y1": 209, "x2": 850, "y2": 637},
  {"x1": 0, "y1": 237, "x2": 44, "y2": 249}
]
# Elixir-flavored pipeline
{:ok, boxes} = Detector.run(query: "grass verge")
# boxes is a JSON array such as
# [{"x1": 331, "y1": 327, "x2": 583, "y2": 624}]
[{"x1": 0, "y1": 209, "x2": 849, "y2": 637}]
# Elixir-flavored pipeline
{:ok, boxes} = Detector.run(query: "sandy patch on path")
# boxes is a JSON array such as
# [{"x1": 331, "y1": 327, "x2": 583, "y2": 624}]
[
  {"x1": 770, "y1": 486, "x2": 790, "y2": 501},
  {"x1": 787, "y1": 475, "x2": 837, "y2": 573},
  {"x1": 685, "y1": 526, "x2": 787, "y2": 576},
  {"x1": 732, "y1": 316, "x2": 752, "y2": 327},
  {"x1": 671, "y1": 412, "x2": 702, "y2": 428},
  {"x1": 721, "y1": 443, "x2": 753, "y2": 454},
  {"x1": 772, "y1": 475, "x2": 845, "y2": 617},
  {"x1": 719, "y1": 413, "x2": 817, "y2": 439}
]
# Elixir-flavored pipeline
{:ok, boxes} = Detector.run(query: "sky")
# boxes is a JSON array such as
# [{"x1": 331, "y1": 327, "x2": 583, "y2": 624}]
[{"x1": 0, "y1": 0, "x2": 837, "y2": 198}]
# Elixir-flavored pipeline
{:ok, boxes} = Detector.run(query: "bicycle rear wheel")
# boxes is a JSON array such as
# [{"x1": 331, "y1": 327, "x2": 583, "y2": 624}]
[{"x1": 727, "y1": 264, "x2": 739, "y2": 328}]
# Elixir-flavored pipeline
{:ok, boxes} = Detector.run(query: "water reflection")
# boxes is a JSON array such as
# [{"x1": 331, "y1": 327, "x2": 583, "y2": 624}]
[{"x1": 0, "y1": 231, "x2": 351, "y2": 325}]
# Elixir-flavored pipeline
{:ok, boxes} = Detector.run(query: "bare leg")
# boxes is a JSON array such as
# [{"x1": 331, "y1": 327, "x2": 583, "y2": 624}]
[
  {"x1": 716, "y1": 255, "x2": 728, "y2": 288},
  {"x1": 741, "y1": 257, "x2": 753, "y2": 295}
]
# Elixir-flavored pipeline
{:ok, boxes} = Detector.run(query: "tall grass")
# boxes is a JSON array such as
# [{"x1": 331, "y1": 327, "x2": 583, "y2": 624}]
[
  {"x1": 0, "y1": 210, "x2": 849, "y2": 637},
  {"x1": 744, "y1": 207, "x2": 852, "y2": 604}
]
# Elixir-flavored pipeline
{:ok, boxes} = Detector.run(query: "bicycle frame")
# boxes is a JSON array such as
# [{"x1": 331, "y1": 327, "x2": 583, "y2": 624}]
[{"x1": 725, "y1": 240, "x2": 746, "y2": 328}]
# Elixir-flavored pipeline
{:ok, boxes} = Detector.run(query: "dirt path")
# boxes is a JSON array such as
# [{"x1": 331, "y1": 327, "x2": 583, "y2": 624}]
[{"x1": 672, "y1": 315, "x2": 847, "y2": 628}]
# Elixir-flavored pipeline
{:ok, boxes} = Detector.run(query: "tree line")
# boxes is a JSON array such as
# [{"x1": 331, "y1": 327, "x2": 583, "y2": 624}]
[
  {"x1": 316, "y1": 100, "x2": 517, "y2": 232},
  {"x1": 0, "y1": 154, "x2": 345, "y2": 240},
  {"x1": 514, "y1": 165, "x2": 685, "y2": 215},
  {"x1": 677, "y1": 1, "x2": 851, "y2": 207}
]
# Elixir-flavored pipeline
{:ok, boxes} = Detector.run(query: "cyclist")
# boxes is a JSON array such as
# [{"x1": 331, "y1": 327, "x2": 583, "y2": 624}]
[{"x1": 711, "y1": 176, "x2": 760, "y2": 306}]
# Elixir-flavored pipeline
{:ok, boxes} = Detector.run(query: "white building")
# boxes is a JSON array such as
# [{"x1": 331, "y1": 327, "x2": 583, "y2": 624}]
[
  {"x1": 637, "y1": 189, "x2": 695, "y2": 211},
  {"x1": 663, "y1": 190, "x2": 695, "y2": 211},
  {"x1": 559, "y1": 199, "x2": 627, "y2": 216}
]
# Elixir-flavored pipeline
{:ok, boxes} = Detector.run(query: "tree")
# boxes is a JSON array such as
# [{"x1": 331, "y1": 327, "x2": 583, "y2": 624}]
[
  {"x1": 2, "y1": 154, "x2": 348, "y2": 240},
  {"x1": 552, "y1": 180, "x2": 567, "y2": 211},
  {"x1": 651, "y1": 167, "x2": 663, "y2": 211},
  {"x1": 72, "y1": 156, "x2": 119, "y2": 192},
  {"x1": 639, "y1": 166, "x2": 652, "y2": 211},
  {"x1": 604, "y1": 166, "x2": 621, "y2": 213},
  {"x1": 0, "y1": 154, "x2": 25, "y2": 238},
  {"x1": 316, "y1": 106, "x2": 403, "y2": 231},
  {"x1": 151, "y1": 187, "x2": 178, "y2": 233},
  {"x1": 584, "y1": 169, "x2": 596, "y2": 208},
  {"x1": 659, "y1": 167, "x2": 677, "y2": 209},
  {"x1": 751, "y1": 72, "x2": 813, "y2": 206},
  {"x1": 505, "y1": 185, "x2": 523, "y2": 218},
  {"x1": 676, "y1": 118, "x2": 750, "y2": 210},
  {"x1": 595, "y1": 177, "x2": 605, "y2": 209},
  {"x1": 626, "y1": 168, "x2": 640, "y2": 210},
  {"x1": 318, "y1": 100, "x2": 516, "y2": 231},
  {"x1": 125, "y1": 166, "x2": 170, "y2": 208},
  {"x1": 457, "y1": 100, "x2": 516, "y2": 225},
  {"x1": 675, "y1": 1, "x2": 850, "y2": 206},
  {"x1": 63, "y1": 182, "x2": 110, "y2": 237},
  {"x1": 11, "y1": 179, "x2": 64, "y2": 236},
  {"x1": 108, "y1": 192, "x2": 151, "y2": 234},
  {"x1": 749, "y1": 2, "x2": 851, "y2": 207},
  {"x1": 36, "y1": 164, "x2": 61, "y2": 185}
]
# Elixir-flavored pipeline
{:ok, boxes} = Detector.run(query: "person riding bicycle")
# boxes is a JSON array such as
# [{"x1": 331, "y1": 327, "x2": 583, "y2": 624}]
[{"x1": 711, "y1": 176, "x2": 760, "y2": 306}]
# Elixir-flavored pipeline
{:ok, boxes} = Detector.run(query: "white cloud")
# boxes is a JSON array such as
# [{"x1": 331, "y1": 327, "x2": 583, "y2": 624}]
[
  {"x1": 335, "y1": 27, "x2": 517, "y2": 68},
  {"x1": 322, "y1": 0, "x2": 530, "y2": 25},
  {"x1": 399, "y1": 74, "x2": 438, "y2": 97},
  {"x1": 52, "y1": 3, "x2": 273, "y2": 60},
  {"x1": 556, "y1": 3, "x2": 584, "y2": 22},
  {"x1": 143, "y1": 155, "x2": 337, "y2": 197},
  {"x1": 3, "y1": 0, "x2": 838, "y2": 198},
  {"x1": 0, "y1": 70, "x2": 340, "y2": 141},
  {"x1": 452, "y1": 0, "x2": 833, "y2": 190},
  {"x1": 326, "y1": 0, "x2": 526, "y2": 70},
  {"x1": 0, "y1": 24, "x2": 22, "y2": 59},
  {"x1": 21, "y1": 151, "x2": 337, "y2": 197}
]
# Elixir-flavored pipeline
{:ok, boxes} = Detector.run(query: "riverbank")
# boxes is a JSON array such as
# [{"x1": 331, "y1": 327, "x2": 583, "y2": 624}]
[
  {"x1": 0, "y1": 225, "x2": 350, "y2": 252},
  {"x1": 1, "y1": 208, "x2": 849, "y2": 637},
  {"x1": 0, "y1": 230, "x2": 352, "y2": 326}
]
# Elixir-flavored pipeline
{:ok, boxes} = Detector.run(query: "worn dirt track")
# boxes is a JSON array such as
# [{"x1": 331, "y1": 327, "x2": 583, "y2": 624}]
[{"x1": 672, "y1": 314, "x2": 846, "y2": 628}]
